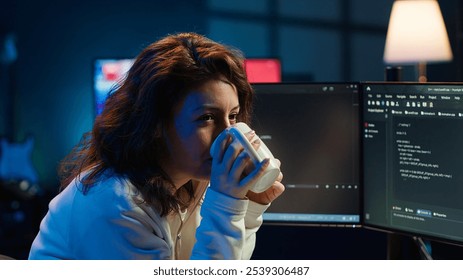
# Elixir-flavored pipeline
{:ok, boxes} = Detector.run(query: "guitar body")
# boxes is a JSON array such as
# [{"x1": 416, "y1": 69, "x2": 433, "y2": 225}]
[
  {"x1": 0, "y1": 137, "x2": 38, "y2": 183},
  {"x1": 0, "y1": 137, "x2": 41, "y2": 199}
]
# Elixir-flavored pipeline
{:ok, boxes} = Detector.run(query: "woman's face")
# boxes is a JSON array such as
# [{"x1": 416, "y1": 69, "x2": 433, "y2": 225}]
[{"x1": 161, "y1": 79, "x2": 240, "y2": 187}]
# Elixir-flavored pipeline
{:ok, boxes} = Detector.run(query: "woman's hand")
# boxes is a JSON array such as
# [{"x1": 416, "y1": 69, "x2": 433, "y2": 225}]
[
  {"x1": 246, "y1": 159, "x2": 285, "y2": 205},
  {"x1": 209, "y1": 128, "x2": 270, "y2": 199}
]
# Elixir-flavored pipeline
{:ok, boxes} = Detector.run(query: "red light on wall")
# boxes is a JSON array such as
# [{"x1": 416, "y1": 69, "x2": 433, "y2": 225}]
[{"x1": 244, "y1": 58, "x2": 281, "y2": 83}]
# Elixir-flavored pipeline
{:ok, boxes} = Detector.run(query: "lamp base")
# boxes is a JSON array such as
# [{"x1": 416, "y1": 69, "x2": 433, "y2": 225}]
[{"x1": 417, "y1": 62, "x2": 427, "y2": 82}]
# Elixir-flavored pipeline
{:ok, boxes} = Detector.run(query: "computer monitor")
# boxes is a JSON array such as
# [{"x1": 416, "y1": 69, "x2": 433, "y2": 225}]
[
  {"x1": 251, "y1": 83, "x2": 361, "y2": 226},
  {"x1": 93, "y1": 58, "x2": 134, "y2": 115},
  {"x1": 362, "y1": 82, "x2": 463, "y2": 246}
]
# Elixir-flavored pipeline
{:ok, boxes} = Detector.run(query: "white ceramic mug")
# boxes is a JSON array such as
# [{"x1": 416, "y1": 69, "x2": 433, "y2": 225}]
[{"x1": 210, "y1": 122, "x2": 280, "y2": 193}]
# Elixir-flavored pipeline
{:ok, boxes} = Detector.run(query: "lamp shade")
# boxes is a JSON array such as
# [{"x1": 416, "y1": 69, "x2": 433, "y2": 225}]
[{"x1": 383, "y1": 0, "x2": 453, "y2": 64}]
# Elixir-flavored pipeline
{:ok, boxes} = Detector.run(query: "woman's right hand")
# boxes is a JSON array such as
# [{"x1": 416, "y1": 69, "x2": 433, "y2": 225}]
[{"x1": 209, "y1": 128, "x2": 269, "y2": 199}]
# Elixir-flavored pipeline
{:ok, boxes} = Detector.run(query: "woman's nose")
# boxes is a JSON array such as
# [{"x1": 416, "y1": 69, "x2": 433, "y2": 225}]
[{"x1": 213, "y1": 119, "x2": 231, "y2": 140}]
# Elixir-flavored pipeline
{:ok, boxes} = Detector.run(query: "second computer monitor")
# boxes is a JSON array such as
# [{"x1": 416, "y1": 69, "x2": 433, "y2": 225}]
[
  {"x1": 251, "y1": 83, "x2": 361, "y2": 226},
  {"x1": 362, "y1": 82, "x2": 463, "y2": 246}
]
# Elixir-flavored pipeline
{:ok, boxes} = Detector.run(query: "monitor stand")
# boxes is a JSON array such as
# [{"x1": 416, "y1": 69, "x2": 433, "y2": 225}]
[
  {"x1": 413, "y1": 236, "x2": 433, "y2": 260},
  {"x1": 387, "y1": 233, "x2": 433, "y2": 259}
]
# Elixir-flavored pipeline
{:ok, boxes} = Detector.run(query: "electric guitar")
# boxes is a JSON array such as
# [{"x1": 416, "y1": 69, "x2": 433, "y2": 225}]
[{"x1": 0, "y1": 137, "x2": 41, "y2": 200}]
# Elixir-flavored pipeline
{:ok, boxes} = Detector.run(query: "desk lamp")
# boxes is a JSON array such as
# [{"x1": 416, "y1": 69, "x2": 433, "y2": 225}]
[{"x1": 383, "y1": 0, "x2": 453, "y2": 82}]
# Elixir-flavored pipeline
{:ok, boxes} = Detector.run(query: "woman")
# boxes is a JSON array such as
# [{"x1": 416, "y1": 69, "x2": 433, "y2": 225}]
[{"x1": 29, "y1": 32, "x2": 284, "y2": 260}]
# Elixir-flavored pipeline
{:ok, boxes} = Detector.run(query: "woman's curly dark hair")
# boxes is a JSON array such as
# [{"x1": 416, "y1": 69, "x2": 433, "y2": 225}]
[{"x1": 58, "y1": 32, "x2": 253, "y2": 216}]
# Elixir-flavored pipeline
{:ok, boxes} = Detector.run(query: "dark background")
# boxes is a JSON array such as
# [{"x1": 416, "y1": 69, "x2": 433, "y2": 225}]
[{"x1": 1, "y1": 0, "x2": 462, "y2": 259}]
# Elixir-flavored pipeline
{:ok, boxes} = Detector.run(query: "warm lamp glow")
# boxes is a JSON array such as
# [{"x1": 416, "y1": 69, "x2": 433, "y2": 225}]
[{"x1": 384, "y1": 0, "x2": 453, "y2": 65}]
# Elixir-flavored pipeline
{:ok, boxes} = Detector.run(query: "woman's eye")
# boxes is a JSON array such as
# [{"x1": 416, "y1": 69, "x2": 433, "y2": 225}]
[
  {"x1": 229, "y1": 113, "x2": 238, "y2": 123},
  {"x1": 198, "y1": 114, "x2": 214, "y2": 122}
]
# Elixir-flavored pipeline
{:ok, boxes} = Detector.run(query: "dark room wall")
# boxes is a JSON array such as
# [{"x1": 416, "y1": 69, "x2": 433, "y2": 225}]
[{"x1": 4, "y1": 0, "x2": 207, "y2": 190}]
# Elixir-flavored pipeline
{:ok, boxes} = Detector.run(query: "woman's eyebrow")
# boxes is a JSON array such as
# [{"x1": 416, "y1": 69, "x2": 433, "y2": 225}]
[{"x1": 192, "y1": 104, "x2": 240, "y2": 112}]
